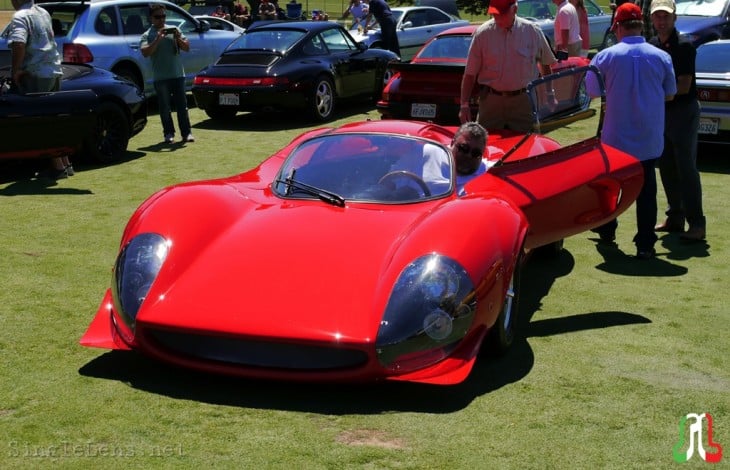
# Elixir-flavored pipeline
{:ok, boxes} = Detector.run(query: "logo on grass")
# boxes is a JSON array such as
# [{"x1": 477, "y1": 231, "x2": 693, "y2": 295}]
[{"x1": 673, "y1": 413, "x2": 723, "y2": 463}]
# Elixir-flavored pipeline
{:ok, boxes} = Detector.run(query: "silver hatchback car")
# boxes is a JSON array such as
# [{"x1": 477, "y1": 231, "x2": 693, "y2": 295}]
[{"x1": 1, "y1": 0, "x2": 240, "y2": 97}]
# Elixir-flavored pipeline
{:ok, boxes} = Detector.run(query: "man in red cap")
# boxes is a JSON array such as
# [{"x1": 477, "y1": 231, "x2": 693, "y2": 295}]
[
  {"x1": 458, "y1": 0, "x2": 556, "y2": 132},
  {"x1": 585, "y1": 2, "x2": 677, "y2": 259}
]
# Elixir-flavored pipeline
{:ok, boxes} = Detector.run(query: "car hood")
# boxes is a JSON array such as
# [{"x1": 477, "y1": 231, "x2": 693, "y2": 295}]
[
  {"x1": 676, "y1": 15, "x2": 725, "y2": 35},
  {"x1": 138, "y1": 195, "x2": 440, "y2": 344}
]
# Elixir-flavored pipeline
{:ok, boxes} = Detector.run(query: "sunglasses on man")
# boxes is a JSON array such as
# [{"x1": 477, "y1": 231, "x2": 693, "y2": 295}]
[{"x1": 456, "y1": 142, "x2": 483, "y2": 159}]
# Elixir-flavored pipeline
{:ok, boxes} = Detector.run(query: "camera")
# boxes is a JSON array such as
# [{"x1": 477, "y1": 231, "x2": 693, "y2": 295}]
[{"x1": 163, "y1": 27, "x2": 177, "y2": 35}]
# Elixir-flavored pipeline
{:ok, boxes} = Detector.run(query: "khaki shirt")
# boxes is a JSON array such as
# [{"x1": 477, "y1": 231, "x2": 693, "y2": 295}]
[{"x1": 464, "y1": 16, "x2": 556, "y2": 91}]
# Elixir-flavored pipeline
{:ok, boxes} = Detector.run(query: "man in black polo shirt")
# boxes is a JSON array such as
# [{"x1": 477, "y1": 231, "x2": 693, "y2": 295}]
[{"x1": 649, "y1": 0, "x2": 706, "y2": 241}]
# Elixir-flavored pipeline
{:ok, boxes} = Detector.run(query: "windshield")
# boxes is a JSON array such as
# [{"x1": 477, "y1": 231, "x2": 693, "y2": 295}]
[
  {"x1": 675, "y1": 0, "x2": 729, "y2": 16},
  {"x1": 273, "y1": 134, "x2": 453, "y2": 203},
  {"x1": 416, "y1": 34, "x2": 472, "y2": 60},
  {"x1": 228, "y1": 29, "x2": 306, "y2": 51}
]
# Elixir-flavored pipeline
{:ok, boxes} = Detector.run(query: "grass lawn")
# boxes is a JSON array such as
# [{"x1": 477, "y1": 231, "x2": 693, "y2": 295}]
[{"x1": 1, "y1": 98, "x2": 728, "y2": 468}]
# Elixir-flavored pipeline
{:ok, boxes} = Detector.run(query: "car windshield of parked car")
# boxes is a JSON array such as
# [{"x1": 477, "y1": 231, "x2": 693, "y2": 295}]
[
  {"x1": 416, "y1": 34, "x2": 472, "y2": 60},
  {"x1": 228, "y1": 29, "x2": 306, "y2": 51},
  {"x1": 273, "y1": 134, "x2": 453, "y2": 203},
  {"x1": 675, "y1": 0, "x2": 728, "y2": 16},
  {"x1": 696, "y1": 42, "x2": 730, "y2": 71},
  {"x1": 518, "y1": 0, "x2": 556, "y2": 19}
]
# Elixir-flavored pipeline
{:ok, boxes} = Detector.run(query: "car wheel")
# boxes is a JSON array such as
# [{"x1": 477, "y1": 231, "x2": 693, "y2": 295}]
[
  {"x1": 204, "y1": 105, "x2": 238, "y2": 120},
  {"x1": 310, "y1": 75, "x2": 335, "y2": 121},
  {"x1": 84, "y1": 102, "x2": 130, "y2": 163},
  {"x1": 112, "y1": 65, "x2": 143, "y2": 92},
  {"x1": 488, "y1": 253, "x2": 522, "y2": 354}
]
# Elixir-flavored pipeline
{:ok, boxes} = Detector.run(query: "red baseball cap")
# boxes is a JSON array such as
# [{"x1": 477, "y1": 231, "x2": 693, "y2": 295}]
[
  {"x1": 612, "y1": 3, "x2": 642, "y2": 30},
  {"x1": 488, "y1": 0, "x2": 516, "y2": 15}
]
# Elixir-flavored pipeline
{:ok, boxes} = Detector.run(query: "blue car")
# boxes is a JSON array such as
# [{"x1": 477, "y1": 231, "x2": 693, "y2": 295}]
[
  {"x1": 675, "y1": 0, "x2": 730, "y2": 46},
  {"x1": 695, "y1": 40, "x2": 730, "y2": 144},
  {"x1": 0, "y1": 0, "x2": 241, "y2": 97}
]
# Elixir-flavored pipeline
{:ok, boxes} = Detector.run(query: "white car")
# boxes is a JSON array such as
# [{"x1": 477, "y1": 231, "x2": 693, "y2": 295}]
[
  {"x1": 0, "y1": 0, "x2": 241, "y2": 97},
  {"x1": 194, "y1": 15, "x2": 245, "y2": 34},
  {"x1": 350, "y1": 6, "x2": 469, "y2": 61}
]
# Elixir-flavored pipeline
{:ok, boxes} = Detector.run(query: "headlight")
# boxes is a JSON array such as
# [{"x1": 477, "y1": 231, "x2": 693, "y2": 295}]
[
  {"x1": 111, "y1": 233, "x2": 170, "y2": 334},
  {"x1": 376, "y1": 254, "x2": 476, "y2": 373}
]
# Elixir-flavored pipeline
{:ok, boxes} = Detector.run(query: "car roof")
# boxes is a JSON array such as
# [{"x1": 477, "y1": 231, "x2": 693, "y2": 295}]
[
  {"x1": 434, "y1": 25, "x2": 477, "y2": 37},
  {"x1": 246, "y1": 21, "x2": 343, "y2": 33}
]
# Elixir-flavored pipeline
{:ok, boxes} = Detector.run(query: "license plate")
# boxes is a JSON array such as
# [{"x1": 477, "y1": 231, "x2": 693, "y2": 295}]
[
  {"x1": 411, "y1": 103, "x2": 437, "y2": 119},
  {"x1": 698, "y1": 117, "x2": 719, "y2": 135},
  {"x1": 219, "y1": 93, "x2": 239, "y2": 106}
]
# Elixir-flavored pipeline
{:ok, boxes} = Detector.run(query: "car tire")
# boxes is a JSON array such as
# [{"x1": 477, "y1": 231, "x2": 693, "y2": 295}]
[
  {"x1": 488, "y1": 252, "x2": 522, "y2": 355},
  {"x1": 84, "y1": 101, "x2": 130, "y2": 163},
  {"x1": 204, "y1": 105, "x2": 238, "y2": 120},
  {"x1": 310, "y1": 75, "x2": 335, "y2": 121},
  {"x1": 112, "y1": 64, "x2": 143, "y2": 92}
]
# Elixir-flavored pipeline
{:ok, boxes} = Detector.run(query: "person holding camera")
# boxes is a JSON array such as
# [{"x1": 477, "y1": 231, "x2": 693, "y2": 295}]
[{"x1": 140, "y1": 3, "x2": 194, "y2": 144}]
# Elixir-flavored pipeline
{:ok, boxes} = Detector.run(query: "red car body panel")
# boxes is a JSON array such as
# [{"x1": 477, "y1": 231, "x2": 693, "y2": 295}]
[
  {"x1": 81, "y1": 118, "x2": 643, "y2": 385},
  {"x1": 377, "y1": 25, "x2": 590, "y2": 125}
]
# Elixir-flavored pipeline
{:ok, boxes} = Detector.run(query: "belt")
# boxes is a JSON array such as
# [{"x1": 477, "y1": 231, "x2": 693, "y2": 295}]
[{"x1": 481, "y1": 85, "x2": 527, "y2": 96}]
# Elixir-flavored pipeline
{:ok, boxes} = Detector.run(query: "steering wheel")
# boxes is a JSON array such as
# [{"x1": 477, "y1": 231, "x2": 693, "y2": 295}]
[{"x1": 378, "y1": 170, "x2": 431, "y2": 197}]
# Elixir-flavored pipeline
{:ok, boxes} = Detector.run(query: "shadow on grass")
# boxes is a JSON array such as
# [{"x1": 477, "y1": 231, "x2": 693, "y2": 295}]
[
  {"x1": 190, "y1": 104, "x2": 378, "y2": 133},
  {"x1": 591, "y1": 237, "x2": 704, "y2": 275},
  {"x1": 78, "y1": 248, "x2": 651, "y2": 413},
  {"x1": 697, "y1": 146, "x2": 730, "y2": 175},
  {"x1": 0, "y1": 161, "x2": 93, "y2": 196}
]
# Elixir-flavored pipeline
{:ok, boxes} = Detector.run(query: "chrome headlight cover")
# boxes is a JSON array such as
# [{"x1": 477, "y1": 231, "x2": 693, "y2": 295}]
[
  {"x1": 376, "y1": 254, "x2": 476, "y2": 372},
  {"x1": 111, "y1": 233, "x2": 170, "y2": 333}
]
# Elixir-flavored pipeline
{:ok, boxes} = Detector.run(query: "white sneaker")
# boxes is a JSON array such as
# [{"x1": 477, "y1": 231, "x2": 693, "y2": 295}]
[
  {"x1": 164, "y1": 134, "x2": 174, "y2": 144},
  {"x1": 185, "y1": 134, "x2": 195, "y2": 143}
]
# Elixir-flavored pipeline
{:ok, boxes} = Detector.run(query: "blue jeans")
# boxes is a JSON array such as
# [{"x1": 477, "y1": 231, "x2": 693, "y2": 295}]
[{"x1": 154, "y1": 77, "x2": 191, "y2": 137}]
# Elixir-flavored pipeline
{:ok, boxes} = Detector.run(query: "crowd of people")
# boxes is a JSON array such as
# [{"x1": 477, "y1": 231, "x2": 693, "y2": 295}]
[{"x1": 6, "y1": 0, "x2": 708, "y2": 251}]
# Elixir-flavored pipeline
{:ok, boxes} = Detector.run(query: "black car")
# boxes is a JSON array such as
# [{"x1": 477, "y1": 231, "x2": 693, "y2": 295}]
[
  {"x1": 191, "y1": 21, "x2": 400, "y2": 121},
  {"x1": 0, "y1": 63, "x2": 147, "y2": 163}
]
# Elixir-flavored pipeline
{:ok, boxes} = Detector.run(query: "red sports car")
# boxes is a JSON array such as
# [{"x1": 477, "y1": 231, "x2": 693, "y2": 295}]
[
  {"x1": 81, "y1": 68, "x2": 643, "y2": 385},
  {"x1": 377, "y1": 25, "x2": 591, "y2": 127}
]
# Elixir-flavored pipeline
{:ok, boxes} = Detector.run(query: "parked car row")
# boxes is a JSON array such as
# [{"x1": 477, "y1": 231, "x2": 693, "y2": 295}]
[
  {"x1": 0, "y1": 63, "x2": 147, "y2": 163},
  {"x1": 0, "y1": 0, "x2": 242, "y2": 97},
  {"x1": 0, "y1": 0, "x2": 728, "y2": 164}
]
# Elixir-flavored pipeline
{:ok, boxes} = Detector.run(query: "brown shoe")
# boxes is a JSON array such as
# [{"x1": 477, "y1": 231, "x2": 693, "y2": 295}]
[
  {"x1": 655, "y1": 219, "x2": 684, "y2": 232},
  {"x1": 680, "y1": 227, "x2": 706, "y2": 242}
]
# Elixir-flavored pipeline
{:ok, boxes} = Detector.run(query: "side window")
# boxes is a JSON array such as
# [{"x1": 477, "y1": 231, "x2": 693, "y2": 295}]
[
  {"x1": 121, "y1": 6, "x2": 149, "y2": 35},
  {"x1": 94, "y1": 7, "x2": 118, "y2": 36},
  {"x1": 585, "y1": 1, "x2": 601, "y2": 16},
  {"x1": 165, "y1": 8, "x2": 196, "y2": 34},
  {"x1": 322, "y1": 28, "x2": 356, "y2": 52},
  {"x1": 426, "y1": 10, "x2": 449, "y2": 25},
  {"x1": 303, "y1": 35, "x2": 326, "y2": 55}
]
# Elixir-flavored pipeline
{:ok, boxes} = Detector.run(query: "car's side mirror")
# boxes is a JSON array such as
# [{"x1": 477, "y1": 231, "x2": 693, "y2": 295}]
[
  {"x1": 198, "y1": 19, "x2": 211, "y2": 32},
  {"x1": 356, "y1": 42, "x2": 368, "y2": 52},
  {"x1": 401, "y1": 21, "x2": 413, "y2": 30}
]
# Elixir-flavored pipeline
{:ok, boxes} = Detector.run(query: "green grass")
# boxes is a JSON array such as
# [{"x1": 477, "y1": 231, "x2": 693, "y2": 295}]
[{"x1": 1, "y1": 101, "x2": 728, "y2": 468}]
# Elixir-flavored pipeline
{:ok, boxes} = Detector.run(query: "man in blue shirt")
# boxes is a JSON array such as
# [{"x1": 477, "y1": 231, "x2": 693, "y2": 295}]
[{"x1": 586, "y1": 2, "x2": 676, "y2": 259}]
